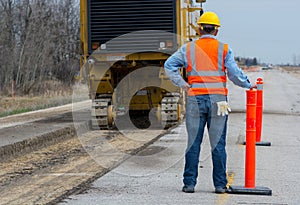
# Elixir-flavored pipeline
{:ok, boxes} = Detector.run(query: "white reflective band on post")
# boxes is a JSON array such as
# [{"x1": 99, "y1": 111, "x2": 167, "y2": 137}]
[
  {"x1": 191, "y1": 82, "x2": 226, "y2": 88},
  {"x1": 257, "y1": 84, "x2": 263, "y2": 90}
]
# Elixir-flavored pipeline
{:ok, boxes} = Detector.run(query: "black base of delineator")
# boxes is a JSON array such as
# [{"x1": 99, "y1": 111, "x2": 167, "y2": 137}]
[
  {"x1": 256, "y1": 141, "x2": 271, "y2": 146},
  {"x1": 242, "y1": 141, "x2": 271, "y2": 146},
  {"x1": 227, "y1": 186, "x2": 272, "y2": 196}
]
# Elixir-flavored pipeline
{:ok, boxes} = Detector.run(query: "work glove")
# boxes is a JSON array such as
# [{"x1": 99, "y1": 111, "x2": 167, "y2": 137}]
[{"x1": 217, "y1": 101, "x2": 231, "y2": 116}]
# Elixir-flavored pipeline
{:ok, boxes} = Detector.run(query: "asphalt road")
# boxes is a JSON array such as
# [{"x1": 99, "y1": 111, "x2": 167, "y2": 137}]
[{"x1": 61, "y1": 68, "x2": 300, "y2": 205}]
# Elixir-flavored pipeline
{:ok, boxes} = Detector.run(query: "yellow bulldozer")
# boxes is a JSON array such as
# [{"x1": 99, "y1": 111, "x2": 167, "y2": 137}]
[{"x1": 79, "y1": 0, "x2": 206, "y2": 129}]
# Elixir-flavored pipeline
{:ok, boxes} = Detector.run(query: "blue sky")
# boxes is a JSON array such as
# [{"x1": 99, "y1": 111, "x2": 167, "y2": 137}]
[{"x1": 204, "y1": 0, "x2": 300, "y2": 65}]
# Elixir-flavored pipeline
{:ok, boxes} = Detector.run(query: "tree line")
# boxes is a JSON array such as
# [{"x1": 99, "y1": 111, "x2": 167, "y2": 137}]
[
  {"x1": 0, "y1": 0, "x2": 80, "y2": 95},
  {"x1": 235, "y1": 57, "x2": 259, "y2": 66}
]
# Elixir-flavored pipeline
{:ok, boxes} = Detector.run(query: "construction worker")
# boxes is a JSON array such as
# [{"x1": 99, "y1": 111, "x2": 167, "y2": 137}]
[{"x1": 164, "y1": 11, "x2": 256, "y2": 194}]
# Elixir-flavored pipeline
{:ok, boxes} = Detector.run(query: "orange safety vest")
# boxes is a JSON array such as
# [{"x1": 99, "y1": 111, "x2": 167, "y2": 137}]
[{"x1": 186, "y1": 38, "x2": 229, "y2": 96}]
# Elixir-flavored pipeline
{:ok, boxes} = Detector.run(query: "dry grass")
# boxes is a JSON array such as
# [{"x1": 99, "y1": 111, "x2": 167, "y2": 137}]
[
  {"x1": 0, "y1": 81, "x2": 89, "y2": 118},
  {"x1": 0, "y1": 94, "x2": 73, "y2": 117},
  {"x1": 0, "y1": 78, "x2": 92, "y2": 118},
  {"x1": 281, "y1": 66, "x2": 300, "y2": 71},
  {"x1": 281, "y1": 66, "x2": 300, "y2": 80}
]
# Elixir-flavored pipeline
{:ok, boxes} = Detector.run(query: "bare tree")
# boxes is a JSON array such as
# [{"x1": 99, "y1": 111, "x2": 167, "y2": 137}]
[
  {"x1": 0, "y1": 0, "x2": 80, "y2": 95},
  {"x1": 0, "y1": 0, "x2": 16, "y2": 93}
]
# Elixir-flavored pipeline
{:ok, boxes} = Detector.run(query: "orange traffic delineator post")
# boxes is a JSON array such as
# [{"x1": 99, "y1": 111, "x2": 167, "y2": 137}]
[
  {"x1": 245, "y1": 89, "x2": 257, "y2": 188},
  {"x1": 242, "y1": 78, "x2": 271, "y2": 146},
  {"x1": 228, "y1": 89, "x2": 272, "y2": 195},
  {"x1": 255, "y1": 78, "x2": 271, "y2": 146}
]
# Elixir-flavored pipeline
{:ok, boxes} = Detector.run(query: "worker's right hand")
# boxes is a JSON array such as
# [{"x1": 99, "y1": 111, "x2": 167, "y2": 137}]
[{"x1": 250, "y1": 84, "x2": 257, "y2": 89}]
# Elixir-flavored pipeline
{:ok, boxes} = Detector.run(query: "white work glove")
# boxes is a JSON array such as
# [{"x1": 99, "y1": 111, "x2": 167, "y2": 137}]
[{"x1": 217, "y1": 101, "x2": 231, "y2": 116}]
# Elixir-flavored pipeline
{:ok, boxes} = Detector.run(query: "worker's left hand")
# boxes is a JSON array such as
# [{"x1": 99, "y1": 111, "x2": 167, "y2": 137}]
[
  {"x1": 181, "y1": 82, "x2": 191, "y2": 91},
  {"x1": 217, "y1": 101, "x2": 231, "y2": 116}
]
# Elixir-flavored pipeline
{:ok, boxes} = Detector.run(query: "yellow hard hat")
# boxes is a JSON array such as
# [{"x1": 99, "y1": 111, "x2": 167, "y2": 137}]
[{"x1": 197, "y1": 11, "x2": 221, "y2": 27}]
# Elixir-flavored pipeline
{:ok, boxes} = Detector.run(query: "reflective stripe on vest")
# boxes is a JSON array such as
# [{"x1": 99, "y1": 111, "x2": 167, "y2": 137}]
[
  {"x1": 186, "y1": 39, "x2": 228, "y2": 96},
  {"x1": 191, "y1": 82, "x2": 226, "y2": 89}
]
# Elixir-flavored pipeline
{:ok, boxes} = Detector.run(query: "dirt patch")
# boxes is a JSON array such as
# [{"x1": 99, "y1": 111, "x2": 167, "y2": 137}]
[{"x1": 0, "y1": 126, "x2": 166, "y2": 205}]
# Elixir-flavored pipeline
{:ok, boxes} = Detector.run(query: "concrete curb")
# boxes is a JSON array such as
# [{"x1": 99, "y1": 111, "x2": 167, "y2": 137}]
[{"x1": 0, "y1": 126, "x2": 77, "y2": 162}]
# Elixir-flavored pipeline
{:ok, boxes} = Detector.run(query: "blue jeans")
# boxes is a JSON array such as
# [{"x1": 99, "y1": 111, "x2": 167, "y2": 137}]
[{"x1": 184, "y1": 94, "x2": 228, "y2": 189}]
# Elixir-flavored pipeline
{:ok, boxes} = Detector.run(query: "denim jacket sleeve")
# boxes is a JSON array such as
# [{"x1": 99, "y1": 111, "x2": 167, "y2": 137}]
[
  {"x1": 225, "y1": 47, "x2": 252, "y2": 89},
  {"x1": 164, "y1": 45, "x2": 189, "y2": 88}
]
